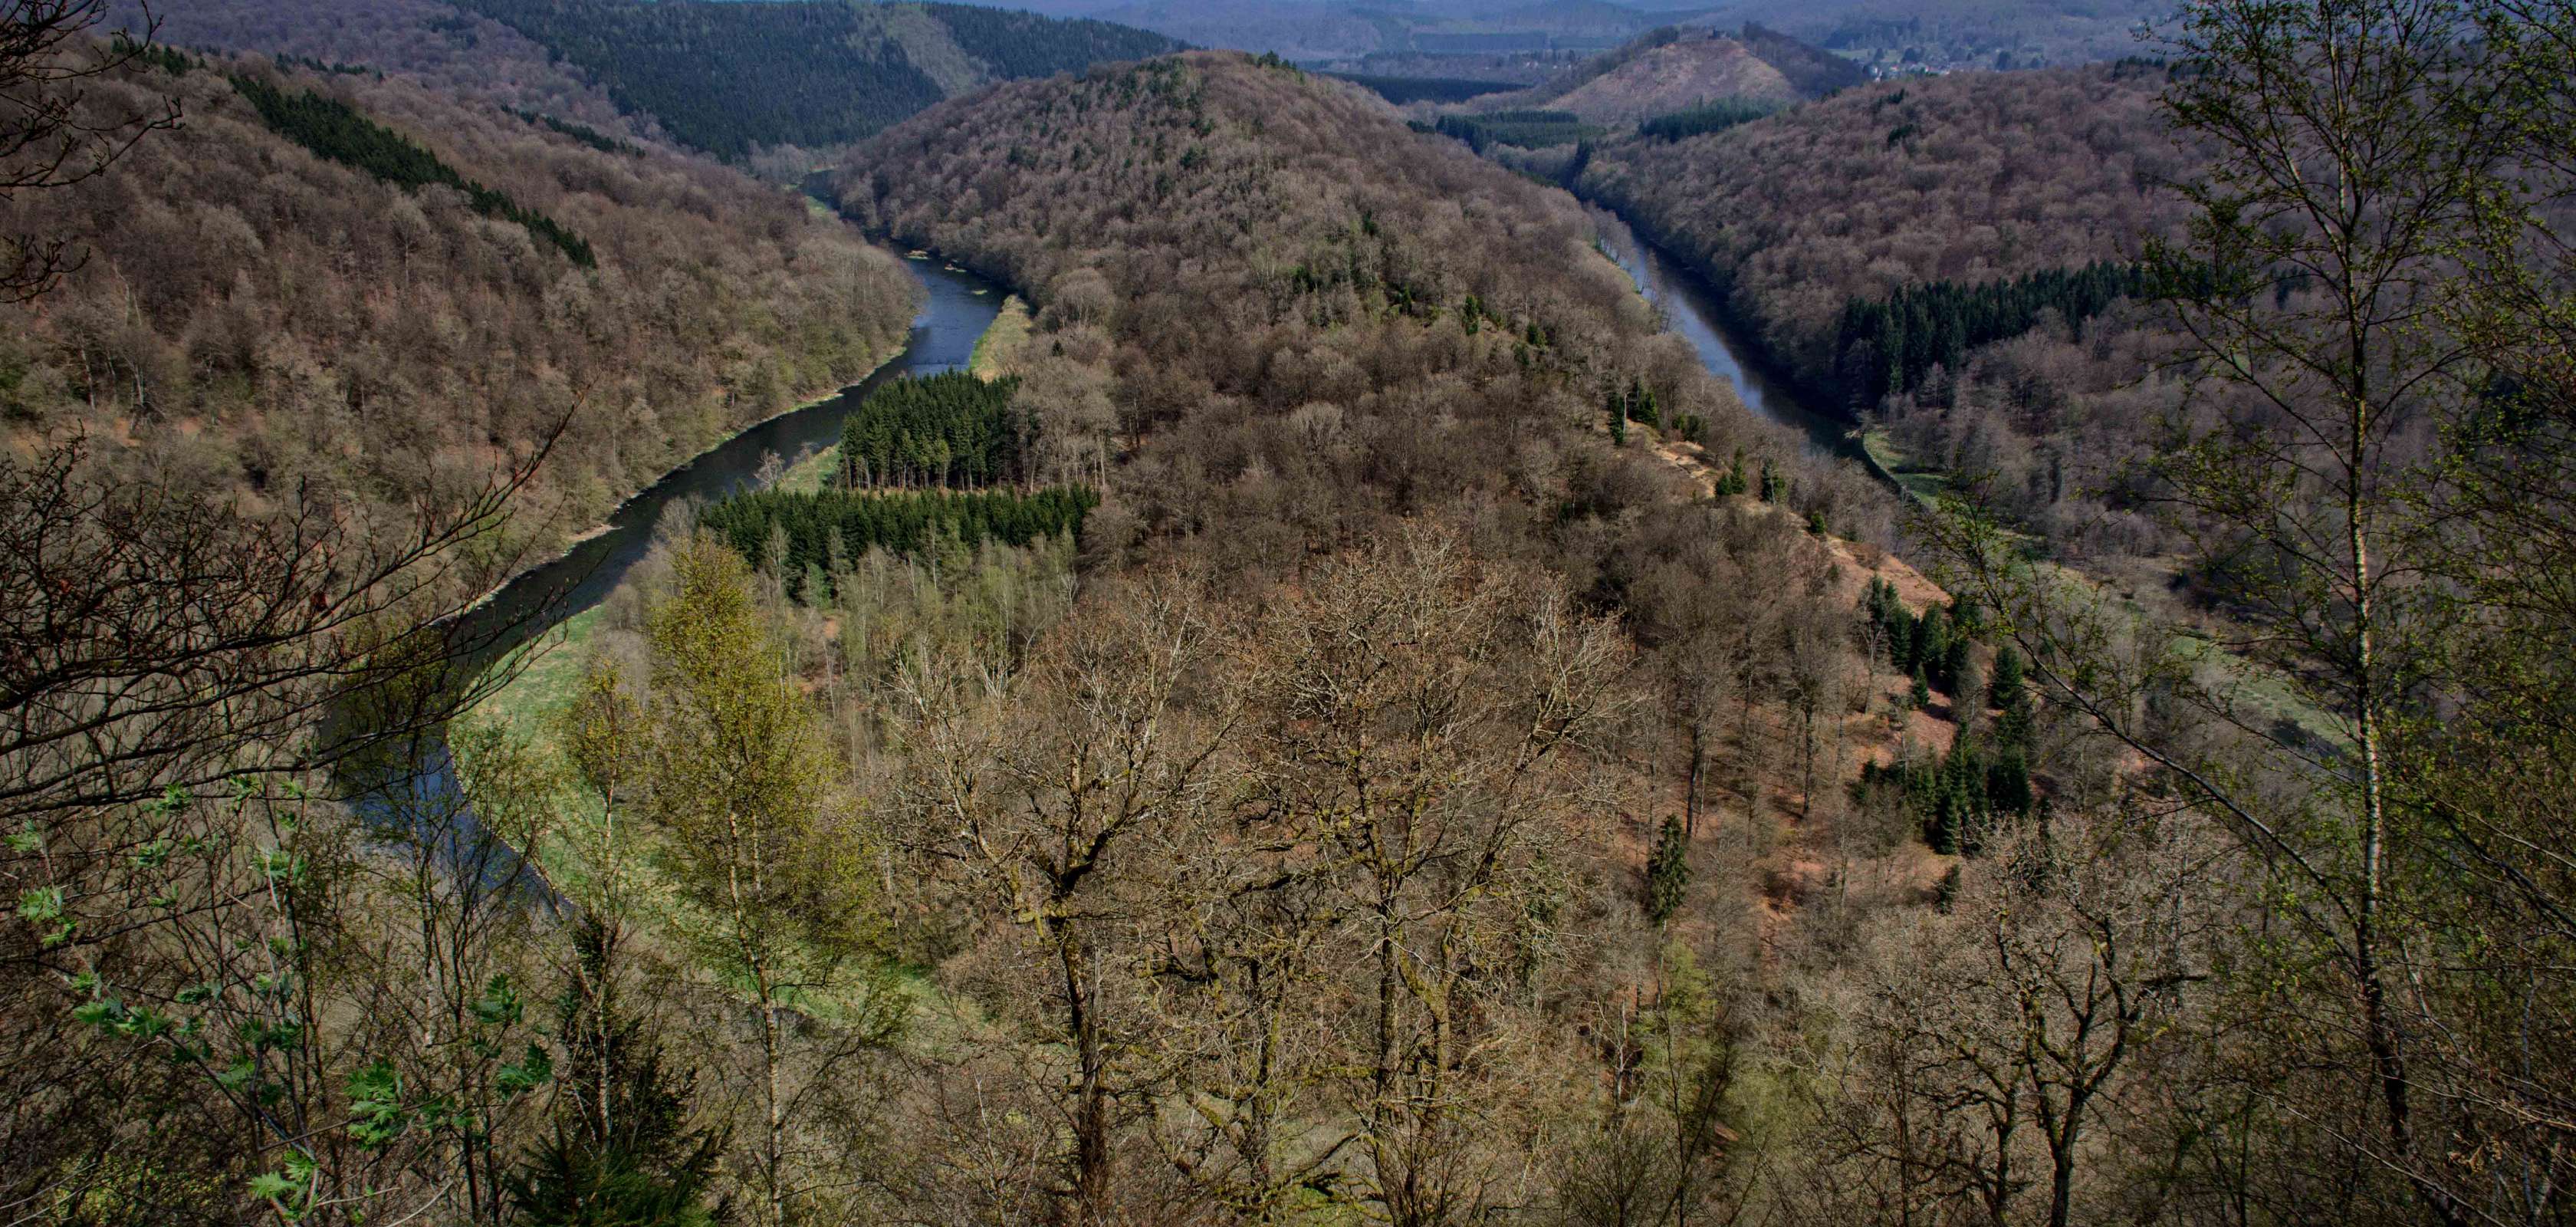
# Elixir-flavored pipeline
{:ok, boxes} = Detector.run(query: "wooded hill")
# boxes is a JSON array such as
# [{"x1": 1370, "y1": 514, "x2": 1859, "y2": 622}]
[
  {"x1": 109, "y1": 0, "x2": 642, "y2": 138},
  {"x1": 452, "y1": 0, "x2": 1183, "y2": 160},
  {"x1": 116, "y1": 0, "x2": 1181, "y2": 163},
  {"x1": 1481, "y1": 23, "x2": 1865, "y2": 123},
  {"x1": 1576, "y1": 60, "x2": 2198, "y2": 553},
  {"x1": 1687, "y1": 0, "x2": 2174, "y2": 70},
  {"x1": 840, "y1": 49, "x2": 1893, "y2": 563},
  {"x1": 0, "y1": 48, "x2": 918, "y2": 564}
]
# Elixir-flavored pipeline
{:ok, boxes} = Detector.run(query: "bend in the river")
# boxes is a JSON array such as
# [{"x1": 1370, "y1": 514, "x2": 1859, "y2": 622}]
[{"x1": 452, "y1": 255, "x2": 1005, "y2": 666}]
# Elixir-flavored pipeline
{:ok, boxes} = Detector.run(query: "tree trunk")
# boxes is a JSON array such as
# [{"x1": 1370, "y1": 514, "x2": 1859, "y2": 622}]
[
  {"x1": 764, "y1": 997, "x2": 786, "y2": 1227},
  {"x1": 1060, "y1": 928, "x2": 1111, "y2": 1219},
  {"x1": 1684, "y1": 722, "x2": 1704, "y2": 840}
]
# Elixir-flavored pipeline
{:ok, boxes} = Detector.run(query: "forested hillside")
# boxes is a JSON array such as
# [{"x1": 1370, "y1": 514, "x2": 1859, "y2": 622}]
[
  {"x1": 15, "y1": 5, "x2": 2576, "y2": 1227},
  {"x1": 0, "y1": 49, "x2": 917, "y2": 563},
  {"x1": 842, "y1": 50, "x2": 1889, "y2": 561},
  {"x1": 1696, "y1": 0, "x2": 2174, "y2": 69},
  {"x1": 107, "y1": 0, "x2": 641, "y2": 135},
  {"x1": 452, "y1": 0, "x2": 1183, "y2": 160},
  {"x1": 112, "y1": 0, "x2": 1181, "y2": 163},
  {"x1": 1509, "y1": 35, "x2": 1799, "y2": 120},
  {"x1": 1582, "y1": 61, "x2": 2181, "y2": 384},
  {"x1": 1063, "y1": 0, "x2": 2165, "y2": 70},
  {"x1": 1577, "y1": 61, "x2": 2196, "y2": 551},
  {"x1": 1487, "y1": 24, "x2": 1864, "y2": 124}
]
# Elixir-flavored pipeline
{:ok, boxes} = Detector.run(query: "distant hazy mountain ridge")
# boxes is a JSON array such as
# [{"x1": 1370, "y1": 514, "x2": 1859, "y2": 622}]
[
  {"x1": 1482, "y1": 23, "x2": 1863, "y2": 122},
  {"x1": 453, "y1": 0, "x2": 1183, "y2": 158},
  {"x1": 120, "y1": 0, "x2": 1184, "y2": 161}
]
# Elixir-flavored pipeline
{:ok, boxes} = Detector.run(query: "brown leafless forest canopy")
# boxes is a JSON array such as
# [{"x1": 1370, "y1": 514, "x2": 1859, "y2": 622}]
[
  {"x1": 1583, "y1": 61, "x2": 2185, "y2": 381},
  {"x1": 7, "y1": 5, "x2": 2576, "y2": 1226},
  {"x1": 0, "y1": 51, "x2": 917, "y2": 559},
  {"x1": 107, "y1": 0, "x2": 641, "y2": 133},
  {"x1": 1580, "y1": 59, "x2": 2197, "y2": 554},
  {"x1": 842, "y1": 49, "x2": 1892, "y2": 566}
]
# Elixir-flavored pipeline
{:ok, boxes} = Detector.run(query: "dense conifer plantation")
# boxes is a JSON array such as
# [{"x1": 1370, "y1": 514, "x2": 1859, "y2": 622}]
[
  {"x1": 228, "y1": 74, "x2": 594, "y2": 266},
  {"x1": 1635, "y1": 97, "x2": 1783, "y2": 142},
  {"x1": 698, "y1": 486, "x2": 1095, "y2": 600},
  {"x1": 835, "y1": 371, "x2": 1028, "y2": 490},
  {"x1": 1432, "y1": 107, "x2": 1596, "y2": 151},
  {"x1": 1832, "y1": 260, "x2": 2147, "y2": 405}
]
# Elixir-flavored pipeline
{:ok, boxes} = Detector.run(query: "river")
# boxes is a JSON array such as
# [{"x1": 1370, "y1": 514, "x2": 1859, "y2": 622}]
[
  {"x1": 1594, "y1": 215, "x2": 1864, "y2": 462},
  {"x1": 451, "y1": 255, "x2": 1004, "y2": 662},
  {"x1": 366, "y1": 252, "x2": 1000, "y2": 864},
  {"x1": 456, "y1": 219, "x2": 1832, "y2": 657}
]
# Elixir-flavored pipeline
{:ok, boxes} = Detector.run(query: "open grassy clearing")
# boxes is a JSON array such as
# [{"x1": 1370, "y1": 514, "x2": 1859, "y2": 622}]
[
  {"x1": 1859, "y1": 427, "x2": 1946, "y2": 506},
  {"x1": 969, "y1": 294, "x2": 1031, "y2": 378}
]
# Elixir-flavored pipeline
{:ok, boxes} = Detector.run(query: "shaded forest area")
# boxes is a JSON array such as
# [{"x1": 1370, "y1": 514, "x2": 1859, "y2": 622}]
[
  {"x1": 451, "y1": 0, "x2": 1181, "y2": 160},
  {"x1": 1431, "y1": 107, "x2": 1599, "y2": 152},
  {"x1": 1636, "y1": 96, "x2": 1782, "y2": 142},
  {"x1": 1329, "y1": 71, "x2": 1520, "y2": 105}
]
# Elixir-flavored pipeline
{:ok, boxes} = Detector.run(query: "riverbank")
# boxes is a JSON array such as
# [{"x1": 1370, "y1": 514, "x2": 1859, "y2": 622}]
[
  {"x1": 439, "y1": 251, "x2": 1018, "y2": 1026},
  {"x1": 1586, "y1": 206, "x2": 1918, "y2": 480},
  {"x1": 769, "y1": 294, "x2": 1035, "y2": 496},
  {"x1": 969, "y1": 294, "x2": 1033, "y2": 379},
  {"x1": 455, "y1": 336, "x2": 915, "y2": 621},
  {"x1": 449, "y1": 247, "x2": 1010, "y2": 924}
]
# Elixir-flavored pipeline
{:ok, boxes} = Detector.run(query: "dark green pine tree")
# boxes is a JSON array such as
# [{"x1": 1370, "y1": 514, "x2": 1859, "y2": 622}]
[
  {"x1": 1644, "y1": 814, "x2": 1691, "y2": 926},
  {"x1": 1940, "y1": 630, "x2": 1972, "y2": 695},
  {"x1": 1986, "y1": 748, "x2": 2033, "y2": 816},
  {"x1": 1623, "y1": 378, "x2": 1661, "y2": 429},
  {"x1": 1997, "y1": 692, "x2": 2035, "y2": 754},
  {"x1": 1908, "y1": 663, "x2": 1931, "y2": 710},
  {"x1": 1991, "y1": 644, "x2": 2026, "y2": 703},
  {"x1": 1607, "y1": 389, "x2": 1628, "y2": 446},
  {"x1": 1925, "y1": 781, "x2": 1963, "y2": 855},
  {"x1": 508, "y1": 916, "x2": 728, "y2": 1227},
  {"x1": 1716, "y1": 447, "x2": 1748, "y2": 497}
]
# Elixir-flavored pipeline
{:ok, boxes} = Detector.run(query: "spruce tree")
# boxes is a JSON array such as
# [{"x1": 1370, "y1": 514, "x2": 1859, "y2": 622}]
[
  {"x1": 508, "y1": 916, "x2": 727, "y2": 1227},
  {"x1": 1644, "y1": 814, "x2": 1691, "y2": 926},
  {"x1": 1991, "y1": 644, "x2": 2025, "y2": 703}
]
